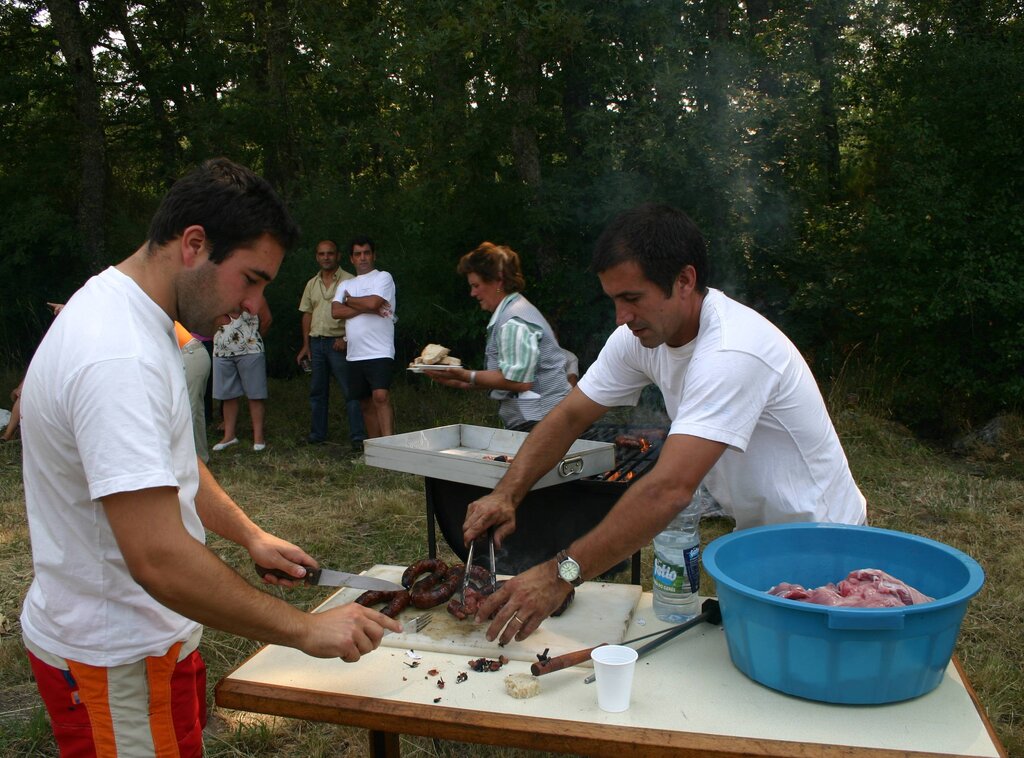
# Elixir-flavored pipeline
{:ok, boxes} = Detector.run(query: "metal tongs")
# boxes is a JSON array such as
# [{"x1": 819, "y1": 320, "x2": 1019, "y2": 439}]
[{"x1": 460, "y1": 527, "x2": 498, "y2": 604}]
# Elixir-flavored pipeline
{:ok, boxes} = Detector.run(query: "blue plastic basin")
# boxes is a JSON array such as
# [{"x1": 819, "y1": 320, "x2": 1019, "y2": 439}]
[{"x1": 702, "y1": 523, "x2": 984, "y2": 704}]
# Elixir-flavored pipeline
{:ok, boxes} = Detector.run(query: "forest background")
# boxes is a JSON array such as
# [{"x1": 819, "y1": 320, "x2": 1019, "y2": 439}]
[{"x1": 1, "y1": 0, "x2": 1021, "y2": 436}]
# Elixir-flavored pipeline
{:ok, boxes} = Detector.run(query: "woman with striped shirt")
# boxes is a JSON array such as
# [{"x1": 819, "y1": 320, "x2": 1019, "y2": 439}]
[{"x1": 424, "y1": 242, "x2": 571, "y2": 431}]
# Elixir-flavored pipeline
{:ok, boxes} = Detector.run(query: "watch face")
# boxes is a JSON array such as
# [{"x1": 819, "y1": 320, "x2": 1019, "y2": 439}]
[{"x1": 558, "y1": 558, "x2": 580, "y2": 582}]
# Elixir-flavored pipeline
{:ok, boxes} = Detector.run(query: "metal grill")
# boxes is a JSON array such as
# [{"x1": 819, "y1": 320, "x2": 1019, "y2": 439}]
[
  {"x1": 425, "y1": 423, "x2": 670, "y2": 581},
  {"x1": 579, "y1": 424, "x2": 667, "y2": 486}
]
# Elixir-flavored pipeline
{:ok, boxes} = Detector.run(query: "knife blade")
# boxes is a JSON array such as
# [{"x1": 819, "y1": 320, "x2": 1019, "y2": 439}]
[{"x1": 254, "y1": 563, "x2": 404, "y2": 592}]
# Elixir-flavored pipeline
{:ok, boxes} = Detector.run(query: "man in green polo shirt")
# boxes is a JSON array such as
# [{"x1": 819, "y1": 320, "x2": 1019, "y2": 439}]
[{"x1": 296, "y1": 239, "x2": 368, "y2": 450}]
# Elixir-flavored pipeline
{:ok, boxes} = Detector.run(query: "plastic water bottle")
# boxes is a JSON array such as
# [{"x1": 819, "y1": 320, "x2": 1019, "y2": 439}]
[{"x1": 652, "y1": 500, "x2": 701, "y2": 622}]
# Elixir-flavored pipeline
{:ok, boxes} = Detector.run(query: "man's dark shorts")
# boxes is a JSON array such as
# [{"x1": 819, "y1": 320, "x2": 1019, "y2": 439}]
[{"x1": 347, "y1": 358, "x2": 395, "y2": 399}]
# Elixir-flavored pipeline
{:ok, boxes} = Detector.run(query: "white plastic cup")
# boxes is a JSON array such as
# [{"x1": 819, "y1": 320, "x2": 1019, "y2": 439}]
[{"x1": 591, "y1": 644, "x2": 639, "y2": 712}]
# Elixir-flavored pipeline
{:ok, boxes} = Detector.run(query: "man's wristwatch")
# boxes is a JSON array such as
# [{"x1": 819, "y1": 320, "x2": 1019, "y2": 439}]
[{"x1": 555, "y1": 550, "x2": 584, "y2": 587}]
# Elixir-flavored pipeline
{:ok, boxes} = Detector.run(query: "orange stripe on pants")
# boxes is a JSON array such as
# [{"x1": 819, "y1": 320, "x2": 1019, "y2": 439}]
[
  {"x1": 145, "y1": 641, "x2": 183, "y2": 757},
  {"x1": 65, "y1": 659, "x2": 119, "y2": 758},
  {"x1": 27, "y1": 644, "x2": 206, "y2": 757}
]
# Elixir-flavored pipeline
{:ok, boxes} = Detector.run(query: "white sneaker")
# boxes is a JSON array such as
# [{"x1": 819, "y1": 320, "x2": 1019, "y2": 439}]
[
  {"x1": 253, "y1": 443, "x2": 266, "y2": 452},
  {"x1": 212, "y1": 438, "x2": 238, "y2": 451}
]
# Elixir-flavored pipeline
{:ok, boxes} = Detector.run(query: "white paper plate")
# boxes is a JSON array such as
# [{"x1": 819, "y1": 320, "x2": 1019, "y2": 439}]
[{"x1": 406, "y1": 364, "x2": 463, "y2": 373}]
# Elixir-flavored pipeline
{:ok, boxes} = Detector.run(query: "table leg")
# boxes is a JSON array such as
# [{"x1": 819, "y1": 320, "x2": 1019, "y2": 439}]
[
  {"x1": 368, "y1": 729, "x2": 401, "y2": 758},
  {"x1": 424, "y1": 479, "x2": 438, "y2": 559}
]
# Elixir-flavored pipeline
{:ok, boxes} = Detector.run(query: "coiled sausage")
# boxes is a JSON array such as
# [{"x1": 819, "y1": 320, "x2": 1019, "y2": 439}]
[
  {"x1": 402, "y1": 558, "x2": 448, "y2": 589},
  {"x1": 405, "y1": 559, "x2": 449, "y2": 609},
  {"x1": 410, "y1": 564, "x2": 463, "y2": 608}
]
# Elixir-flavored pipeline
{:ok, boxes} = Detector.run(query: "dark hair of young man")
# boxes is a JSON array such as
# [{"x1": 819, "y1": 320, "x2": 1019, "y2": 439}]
[
  {"x1": 591, "y1": 203, "x2": 709, "y2": 298},
  {"x1": 349, "y1": 235, "x2": 376, "y2": 255},
  {"x1": 147, "y1": 157, "x2": 300, "y2": 264}
]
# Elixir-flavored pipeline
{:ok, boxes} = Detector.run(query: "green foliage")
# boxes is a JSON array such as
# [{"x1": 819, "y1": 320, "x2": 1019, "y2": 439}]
[
  {"x1": 783, "y1": 14, "x2": 1024, "y2": 433},
  {"x1": 0, "y1": 0, "x2": 1020, "y2": 433}
]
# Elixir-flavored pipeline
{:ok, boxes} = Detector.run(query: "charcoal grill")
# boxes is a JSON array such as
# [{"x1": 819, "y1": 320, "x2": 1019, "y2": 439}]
[
  {"x1": 578, "y1": 423, "x2": 667, "y2": 484},
  {"x1": 365, "y1": 423, "x2": 667, "y2": 582}
]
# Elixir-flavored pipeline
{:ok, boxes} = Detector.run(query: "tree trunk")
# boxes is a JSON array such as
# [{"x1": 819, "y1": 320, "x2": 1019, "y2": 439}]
[
  {"x1": 259, "y1": 0, "x2": 299, "y2": 196},
  {"x1": 510, "y1": 29, "x2": 542, "y2": 189},
  {"x1": 508, "y1": 27, "x2": 558, "y2": 280},
  {"x1": 560, "y1": 52, "x2": 589, "y2": 167},
  {"x1": 744, "y1": 0, "x2": 782, "y2": 119},
  {"x1": 701, "y1": 0, "x2": 734, "y2": 286},
  {"x1": 109, "y1": 2, "x2": 179, "y2": 183},
  {"x1": 46, "y1": 0, "x2": 106, "y2": 270},
  {"x1": 809, "y1": 0, "x2": 846, "y2": 202}
]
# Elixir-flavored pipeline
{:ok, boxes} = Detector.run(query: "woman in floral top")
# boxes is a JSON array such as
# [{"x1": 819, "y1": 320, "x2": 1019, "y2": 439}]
[{"x1": 212, "y1": 299, "x2": 272, "y2": 451}]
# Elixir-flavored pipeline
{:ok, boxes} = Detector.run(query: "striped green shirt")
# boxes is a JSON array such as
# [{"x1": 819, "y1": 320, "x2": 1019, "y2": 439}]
[{"x1": 485, "y1": 293, "x2": 571, "y2": 429}]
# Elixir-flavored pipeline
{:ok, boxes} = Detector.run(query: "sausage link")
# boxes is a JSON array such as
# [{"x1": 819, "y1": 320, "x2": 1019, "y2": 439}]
[
  {"x1": 406, "y1": 559, "x2": 451, "y2": 608},
  {"x1": 402, "y1": 558, "x2": 449, "y2": 589},
  {"x1": 411, "y1": 563, "x2": 468, "y2": 609},
  {"x1": 465, "y1": 564, "x2": 491, "y2": 585},
  {"x1": 447, "y1": 586, "x2": 489, "y2": 620},
  {"x1": 409, "y1": 572, "x2": 444, "y2": 607},
  {"x1": 383, "y1": 590, "x2": 412, "y2": 617},
  {"x1": 354, "y1": 589, "x2": 411, "y2": 618},
  {"x1": 444, "y1": 566, "x2": 501, "y2": 619},
  {"x1": 411, "y1": 567, "x2": 460, "y2": 609},
  {"x1": 354, "y1": 590, "x2": 386, "y2": 606},
  {"x1": 443, "y1": 564, "x2": 465, "y2": 585}
]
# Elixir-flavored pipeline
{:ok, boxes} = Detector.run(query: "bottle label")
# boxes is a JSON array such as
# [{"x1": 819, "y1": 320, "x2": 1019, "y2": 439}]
[{"x1": 653, "y1": 545, "x2": 700, "y2": 595}]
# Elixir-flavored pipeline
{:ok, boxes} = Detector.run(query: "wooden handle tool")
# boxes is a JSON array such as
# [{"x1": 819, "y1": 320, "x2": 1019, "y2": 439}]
[
  {"x1": 531, "y1": 598, "x2": 723, "y2": 678},
  {"x1": 531, "y1": 643, "x2": 608, "y2": 676},
  {"x1": 582, "y1": 598, "x2": 722, "y2": 683}
]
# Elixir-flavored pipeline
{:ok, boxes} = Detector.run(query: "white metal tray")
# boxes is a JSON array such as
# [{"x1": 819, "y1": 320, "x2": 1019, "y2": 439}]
[{"x1": 363, "y1": 424, "x2": 614, "y2": 490}]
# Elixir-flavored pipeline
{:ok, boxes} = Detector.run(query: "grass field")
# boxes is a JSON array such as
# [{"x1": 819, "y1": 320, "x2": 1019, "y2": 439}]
[{"x1": 1, "y1": 372, "x2": 1021, "y2": 757}]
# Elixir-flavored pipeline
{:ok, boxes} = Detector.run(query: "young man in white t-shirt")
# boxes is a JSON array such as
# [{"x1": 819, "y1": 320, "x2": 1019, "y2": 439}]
[
  {"x1": 331, "y1": 236, "x2": 397, "y2": 437},
  {"x1": 460, "y1": 203, "x2": 867, "y2": 646},
  {"x1": 19, "y1": 160, "x2": 400, "y2": 757}
]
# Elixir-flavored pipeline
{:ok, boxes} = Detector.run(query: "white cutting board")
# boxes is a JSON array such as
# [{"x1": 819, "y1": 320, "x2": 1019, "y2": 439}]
[{"x1": 316, "y1": 564, "x2": 642, "y2": 664}]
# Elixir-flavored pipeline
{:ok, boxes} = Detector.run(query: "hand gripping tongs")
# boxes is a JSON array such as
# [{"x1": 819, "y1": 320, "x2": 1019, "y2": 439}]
[{"x1": 459, "y1": 527, "x2": 498, "y2": 604}]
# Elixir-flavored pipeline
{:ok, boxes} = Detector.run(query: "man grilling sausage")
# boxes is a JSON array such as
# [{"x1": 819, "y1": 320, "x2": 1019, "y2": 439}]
[{"x1": 463, "y1": 203, "x2": 866, "y2": 645}]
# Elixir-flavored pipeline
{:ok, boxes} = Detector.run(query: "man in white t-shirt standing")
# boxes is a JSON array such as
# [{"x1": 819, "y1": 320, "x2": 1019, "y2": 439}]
[
  {"x1": 331, "y1": 236, "x2": 397, "y2": 438},
  {"x1": 19, "y1": 160, "x2": 400, "y2": 757},
  {"x1": 462, "y1": 203, "x2": 867, "y2": 645},
  {"x1": 296, "y1": 239, "x2": 368, "y2": 451}
]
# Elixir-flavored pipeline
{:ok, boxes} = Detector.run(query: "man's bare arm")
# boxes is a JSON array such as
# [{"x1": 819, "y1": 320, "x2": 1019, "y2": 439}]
[
  {"x1": 478, "y1": 433, "x2": 727, "y2": 644},
  {"x1": 344, "y1": 293, "x2": 387, "y2": 312},
  {"x1": 104, "y1": 487, "x2": 401, "y2": 659},
  {"x1": 193, "y1": 459, "x2": 307, "y2": 578},
  {"x1": 561, "y1": 433, "x2": 726, "y2": 579},
  {"x1": 425, "y1": 367, "x2": 532, "y2": 394},
  {"x1": 297, "y1": 311, "x2": 312, "y2": 362},
  {"x1": 331, "y1": 300, "x2": 357, "y2": 320},
  {"x1": 332, "y1": 292, "x2": 390, "y2": 321},
  {"x1": 463, "y1": 388, "x2": 606, "y2": 545}
]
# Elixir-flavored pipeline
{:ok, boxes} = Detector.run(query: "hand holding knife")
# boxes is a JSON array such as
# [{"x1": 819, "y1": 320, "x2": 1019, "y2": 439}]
[{"x1": 254, "y1": 563, "x2": 404, "y2": 592}]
